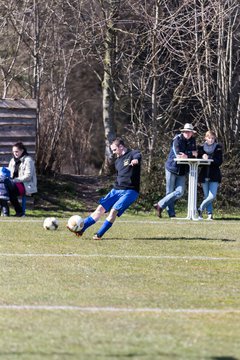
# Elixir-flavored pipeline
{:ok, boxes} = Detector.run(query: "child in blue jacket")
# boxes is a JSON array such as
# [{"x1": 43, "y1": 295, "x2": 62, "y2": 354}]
[{"x1": 0, "y1": 167, "x2": 11, "y2": 216}]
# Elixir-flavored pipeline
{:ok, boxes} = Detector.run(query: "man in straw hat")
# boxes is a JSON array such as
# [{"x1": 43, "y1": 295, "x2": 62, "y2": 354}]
[{"x1": 154, "y1": 123, "x2": 197, "y2": 218}]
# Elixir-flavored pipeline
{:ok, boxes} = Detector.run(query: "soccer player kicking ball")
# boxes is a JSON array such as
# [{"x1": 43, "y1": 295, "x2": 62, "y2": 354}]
[{"x1": 67, "y1": 137, "x2": 141, "y2": 240}]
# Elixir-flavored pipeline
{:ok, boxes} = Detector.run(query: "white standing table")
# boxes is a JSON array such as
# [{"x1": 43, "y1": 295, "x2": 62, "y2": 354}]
[{"x1": 174, "y1": 158, "x2": 213, "y2": 220}]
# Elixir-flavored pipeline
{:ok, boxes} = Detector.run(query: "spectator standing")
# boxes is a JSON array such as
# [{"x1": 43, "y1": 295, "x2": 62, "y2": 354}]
[
  {"x1": 154, "y1": 123, "x2": 197, "y2": 218},
  {"x1": 197, "y1": 130, "x2": 223, "y2": 220},
  {"x1": 67, "y1": 137, "x2": 141, "y2": 240}
]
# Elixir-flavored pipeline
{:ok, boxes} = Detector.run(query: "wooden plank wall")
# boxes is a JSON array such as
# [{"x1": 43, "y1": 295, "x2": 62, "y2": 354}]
[
  {"x1": 0, "y1": 99, "x2": 37, "y2": 210},
  {"x1": 0, "y1": 99, "x2": 37, "y2": 167}
]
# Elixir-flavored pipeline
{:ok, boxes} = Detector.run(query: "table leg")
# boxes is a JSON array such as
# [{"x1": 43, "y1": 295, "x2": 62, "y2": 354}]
[{"x1": 187, "y1": 163, "x2": 199, "y2": 220}]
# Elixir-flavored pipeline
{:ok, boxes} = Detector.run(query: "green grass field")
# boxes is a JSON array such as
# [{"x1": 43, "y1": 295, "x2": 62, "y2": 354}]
[{"x1": 0, "y1": 213, "x2": 240, "y2": 359}]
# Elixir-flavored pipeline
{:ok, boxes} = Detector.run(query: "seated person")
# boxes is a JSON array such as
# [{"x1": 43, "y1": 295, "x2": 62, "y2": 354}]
[{"x1": 5, "y1": 142, "x2": 37, "y2": 216}]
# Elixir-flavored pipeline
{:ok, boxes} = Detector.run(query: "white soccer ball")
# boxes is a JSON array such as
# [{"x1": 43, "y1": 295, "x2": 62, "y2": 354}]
[
  {"x1": 67, "y1": 215, "x2": 84, "y2": 232},
  {"x1": 43, "y1": 217, "x2": 59, "y2": 230}
]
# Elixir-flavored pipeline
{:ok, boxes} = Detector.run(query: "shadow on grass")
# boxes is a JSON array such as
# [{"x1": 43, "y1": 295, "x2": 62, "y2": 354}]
[
  {"x1": 101, "y1": 237, "x2": 236, "y2": 242},
  {"x1": 105, "y1": 352, "x2": 179, "y2": 358},
  {"x1": 210, "y1": 357, "x2": 239, "y2": 360},
  {"x1": 216, "y1": 217, "x2": 240, "y2": 221},
  {"x1": 136, "y1": 237, "x2": 236, "y2": 242}
]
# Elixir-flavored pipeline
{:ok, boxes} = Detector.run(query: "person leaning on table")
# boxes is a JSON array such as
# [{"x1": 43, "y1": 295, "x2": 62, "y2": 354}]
[
  {"x1": 197, "y1": 130, "x2": 223, "y2": 221},
  {"x1": 4, "y1": 142, "x2": 37, "y2": 217},
  {"x1": 154, "y1": 123, "x2": 198, "y2": 218}
]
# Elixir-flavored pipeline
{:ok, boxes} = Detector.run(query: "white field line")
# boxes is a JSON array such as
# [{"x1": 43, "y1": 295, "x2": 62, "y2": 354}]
[
  {"x1": 0, "y1": 218, "x2": 238, "y2": 225},
  {"x1": 0, "y1": 304, "x2": 240, "y2": 314},
  {"x1": 0, "y1": 219, "x2": 174, "y2": 223},
  {"x1": 0, "y1": 253, "x2": 240, "y2": 261}
]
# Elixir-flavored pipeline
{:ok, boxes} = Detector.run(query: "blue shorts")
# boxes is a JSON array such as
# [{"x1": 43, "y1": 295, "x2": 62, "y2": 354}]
[{"x1": 99, "y1": 188, "x2": 139, "y2": 217}]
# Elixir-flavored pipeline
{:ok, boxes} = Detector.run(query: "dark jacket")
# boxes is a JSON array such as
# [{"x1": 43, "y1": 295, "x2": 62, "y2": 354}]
[
  {"x1": 166, "y1": 133, "x2": 197, "y2": 175},
  {"x1": 0, "y1": 176, "x2": 10, "y2": 201},
  {"x1": 114, "y1": 149, "x2": 141, "y2": 193},
  {"x1": 198, "y1": 143, "x2": 223, "y2": 183}
]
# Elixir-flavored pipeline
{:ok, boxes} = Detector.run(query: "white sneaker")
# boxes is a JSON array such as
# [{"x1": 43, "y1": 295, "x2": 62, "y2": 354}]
[
  {"x1": 93, "y1": 234, "x2": 102, "y2": 240},
  {"x1": 207, "y1": 214, "x2": 213, "y2": 221}
]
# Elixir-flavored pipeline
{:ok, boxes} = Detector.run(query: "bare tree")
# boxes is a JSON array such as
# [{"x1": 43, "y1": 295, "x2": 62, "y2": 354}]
[
  {"x1": 0, "y1": 0, "x2": 31, "y2": 97},
  {"x1": 35, "y1": 1, "x2": 79, "y2": 173},
  {"x1": 188, "y1": 0, "x2": 240, "y2": 151},
  {"x1": 99, "y1": 0, "x2": 120, "y2": 172},
  {"x1": 1, "y1": 0, "x2": 239, "y2": 177}
]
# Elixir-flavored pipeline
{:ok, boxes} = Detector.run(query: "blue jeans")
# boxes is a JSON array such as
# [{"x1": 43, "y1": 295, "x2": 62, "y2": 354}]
[
  {"x1": 158, "y1": 169, "x2": 186, "y2": 217},
  {"x1": 4, "y1": 178, "x2": 23, "y2": 214},
  {"x1": 199, "y1": 181, "x2": 219, "y2": 214}
]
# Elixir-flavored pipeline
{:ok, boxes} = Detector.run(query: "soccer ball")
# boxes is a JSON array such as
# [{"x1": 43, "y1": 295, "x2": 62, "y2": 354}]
[
  {"x1": 67, "y1": 215, "x2": 84, "y2": 232},
  {"x1": 43, "y1": 217, "x2": 59, "y2": 230}
]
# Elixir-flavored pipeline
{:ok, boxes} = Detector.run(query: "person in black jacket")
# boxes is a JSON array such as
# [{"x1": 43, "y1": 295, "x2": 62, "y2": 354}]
[
  {"x1": 197, "y1": 130, "x2": 223, "y2": 220},
  {"x1": 67, "y1": 137, "x2": 141, "y2": 240},
  {"x1": 154, "y1": 123, "x2": 197, "y2": 218}
]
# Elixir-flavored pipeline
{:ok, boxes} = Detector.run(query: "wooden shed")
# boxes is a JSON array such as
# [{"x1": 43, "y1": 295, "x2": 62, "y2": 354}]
[{"x1": 0, "y1": 98, "x2": 37, "y2": 167}]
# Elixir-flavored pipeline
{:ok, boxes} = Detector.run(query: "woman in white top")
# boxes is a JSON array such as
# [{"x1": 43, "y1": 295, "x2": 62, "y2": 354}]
[{"x1": 5, "y1": 142, "x2": 37, "y2": 216}]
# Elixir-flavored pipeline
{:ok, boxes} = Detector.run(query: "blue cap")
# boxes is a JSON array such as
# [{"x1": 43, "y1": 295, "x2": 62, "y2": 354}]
[{"x1": 0, "y1": 166, "x2": 11, "y2": 178}]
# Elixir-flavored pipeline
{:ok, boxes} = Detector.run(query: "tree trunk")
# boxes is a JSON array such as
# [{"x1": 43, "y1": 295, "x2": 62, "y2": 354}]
[{"x1": 100, "y1": 0, "x2": 119, "y2": 174}]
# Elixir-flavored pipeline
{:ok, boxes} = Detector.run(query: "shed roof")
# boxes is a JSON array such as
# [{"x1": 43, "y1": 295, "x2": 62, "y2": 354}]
[{"x1": 0, "y1": 99, "x2": 37, "y2": 110}]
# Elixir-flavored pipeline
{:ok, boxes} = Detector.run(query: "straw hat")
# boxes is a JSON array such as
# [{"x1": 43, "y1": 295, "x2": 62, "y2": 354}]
[{"x1": 180, "y1": 123, "x2": 196, "y2": 133}]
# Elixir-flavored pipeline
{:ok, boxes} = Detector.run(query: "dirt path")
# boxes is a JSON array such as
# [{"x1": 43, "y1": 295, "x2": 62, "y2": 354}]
[
  {"x1": 35, "y1": 173, "x2": 114, "y2": 213},
  {"x1": 60, "y1": 174, "x2": 113, "y2": 208}
]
